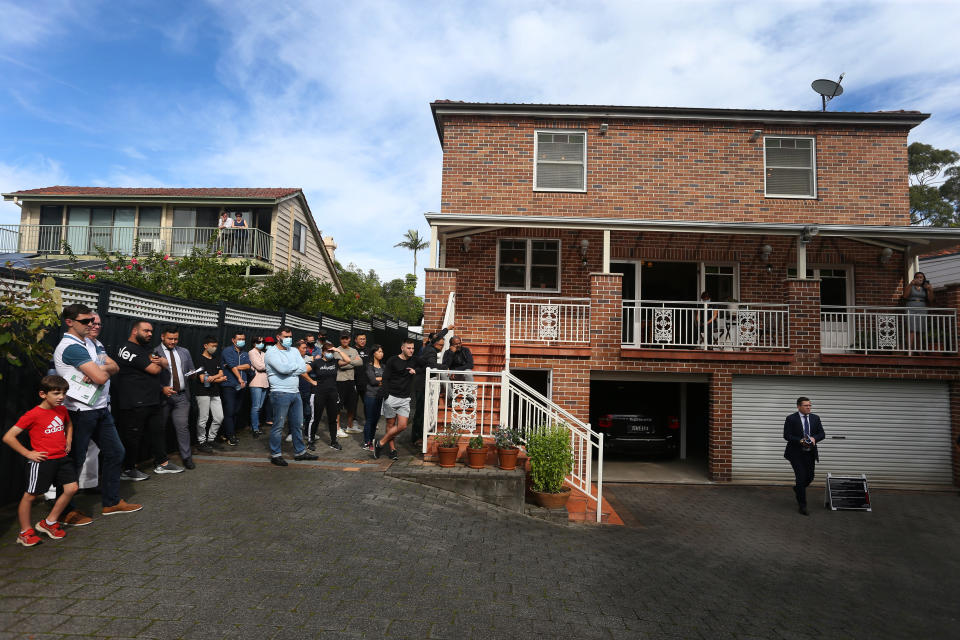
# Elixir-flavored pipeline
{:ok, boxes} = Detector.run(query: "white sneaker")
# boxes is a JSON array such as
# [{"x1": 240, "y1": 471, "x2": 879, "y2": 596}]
[
  {"x1": 336, "y1": 428, "x2": 348, "y2": 438},
  {"x1": 285, "y1": 434, "x2": 293, "y2": 442},
  {"x1": 345, "y1": 426, "x2": 363, "y2": 434}
]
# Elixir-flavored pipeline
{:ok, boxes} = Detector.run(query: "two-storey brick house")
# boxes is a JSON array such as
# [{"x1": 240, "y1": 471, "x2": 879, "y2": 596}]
[{"x1": 421, "y1": 101, "x2": 960, "y2": 493}]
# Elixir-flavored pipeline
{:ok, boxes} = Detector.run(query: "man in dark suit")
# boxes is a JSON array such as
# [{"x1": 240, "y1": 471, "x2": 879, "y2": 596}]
[
  {"x1": 155, "y1": 327, "x2": 197, "y2": 470},
  {"x1": 783, "y1": 396, "x2": 825, "y2": 515}
]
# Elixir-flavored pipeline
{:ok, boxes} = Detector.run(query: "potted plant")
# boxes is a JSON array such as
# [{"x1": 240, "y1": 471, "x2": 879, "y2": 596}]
[
  {"x1": 435, "y1": 423, "x2": 460, "y2": 468},
  {"x1": 526, "y1": 423, "x2": 574, "y2": 509},
  {"x1": 493, "y1": 425, "x2": 521, "y2": 470},
  {"x1": 466, "y1": 433, "x2": 487, "y2": 469}
]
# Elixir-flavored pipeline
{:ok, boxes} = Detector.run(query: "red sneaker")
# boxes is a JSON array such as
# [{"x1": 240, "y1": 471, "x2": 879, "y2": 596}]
[
  {"x1": 17, "y1": 529, "x2": 42, "y2": 547},
  {"x1": 35, "y1": 520, "x2": 66, "y2": 540}
]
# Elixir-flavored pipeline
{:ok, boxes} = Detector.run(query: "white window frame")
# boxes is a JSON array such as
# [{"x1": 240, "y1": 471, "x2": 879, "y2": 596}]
[
  {"x1": 787, "y1": 265, "x2": 854, "y2": 306},
  {"x1": 495, "y1": 238, "x2": 562, "y2": 293},
  {"x1": 293, "y1": 221, "x2": 306, "y2": 254},
  {"x1": 700, "y1": 262, "x2": 740, "y2": 301},
  {"x1": 763, "y1": 135, "x2": 817, "y2": 199},
  {"x1": 533, "y1": 129, "x2": 587, "y2": 193}
]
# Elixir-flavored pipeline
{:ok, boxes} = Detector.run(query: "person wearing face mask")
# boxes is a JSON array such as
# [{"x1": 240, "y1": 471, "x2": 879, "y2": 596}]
[
  {"x1": 247, "y1": 336, "x2": 269, "y2": 439},
  {"x1": 220, "y1": 332, "x2": 251, "y2": 446},
  {"x1": 113, "y1": 319, "x2": 180, "y2": 480},
  {"x1": 308, "y1": 341, "x2": 344, "y2": 451},
  {"x1": 264, "y1": 326, "x2": 318, "y2": 466},
  {"x1": 195, "y1": 336, "x2": 227, "y2": 454}
]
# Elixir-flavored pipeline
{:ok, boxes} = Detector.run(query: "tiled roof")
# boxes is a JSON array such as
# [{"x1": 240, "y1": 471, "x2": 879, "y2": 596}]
[
  {"x1": 6, "y1": 186, "x2": 302, "y2": 199},
  {"x1": 430, "y1": 100, "x2": 927, "y2": 117}
]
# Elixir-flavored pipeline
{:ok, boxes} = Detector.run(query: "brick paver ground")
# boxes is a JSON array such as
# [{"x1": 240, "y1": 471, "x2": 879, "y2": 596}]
[{"x1": 1, "y1": 430, "x2": 958, "y2": 639}]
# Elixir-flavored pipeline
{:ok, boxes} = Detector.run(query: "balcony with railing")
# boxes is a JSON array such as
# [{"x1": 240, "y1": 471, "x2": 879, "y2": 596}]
[
  {"x1": 0, "y1": 224, "x2": 272, "y2": 262},
  {"x1": 821, "y1": 306, "x2": 958, "y2": 355},
  {"x1": 504, "y1": 294, "x2": 591, "y2": 365},
  {"x1": 622, "y1": 300, "x2": 790, "y2": 351}
]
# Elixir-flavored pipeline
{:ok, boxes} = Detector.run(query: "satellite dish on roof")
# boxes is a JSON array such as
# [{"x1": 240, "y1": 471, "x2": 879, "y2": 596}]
[{"x1": 811, "y1": 74, "x2": 845, "y2": 111}]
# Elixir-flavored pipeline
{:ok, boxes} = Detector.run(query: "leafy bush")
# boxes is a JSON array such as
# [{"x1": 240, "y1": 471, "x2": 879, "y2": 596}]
[
  {"x1": 493, "y1": 425, "x2": 521, "y2": 450},
  {"x1": 526, "y1": 424, "x2": 574, "y2": 494},
  {"x1": 0, "y1": 272, "x2": 63, "y2": 378},
  {"x1": 468, "y1": 433, "x2": 485, "y2": 450},
  {"x1": 435, "y1": 422, "x2": 461, "y2": 448}
]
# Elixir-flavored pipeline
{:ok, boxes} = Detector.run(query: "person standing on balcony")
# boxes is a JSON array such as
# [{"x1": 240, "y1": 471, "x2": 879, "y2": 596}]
[
  {"x1": 264, "y1": 326, "x2": 318, "y2": 466},
  {"x1": 233, "y1": 211, "x2": 248, "y2": 256},
  {"x1": 410, "y1": 325, "x2": 453, "y2": 448},
  {"x1": 783, "y1": 396, "x2": 825, "y2": 516},
  {"x1": 53, "y1": 304, "x2": 135, "y2": 524},
  {"x1": 372, "y1": 338, "x2": 423, "y2": 461},
  {"x1": 248, "y1": 336, "x2": 268, "y2": 439},
  {"x1": 335, "y1": 331, "x2": 363, "y2": 438},
  {"x1": 154, "y1": 327, "x2": 198, "y2": 470},
  {"x1": 114, "y1": 319, "x2": 184, "y2": 479},
  {"x1": 217, "y1": 210, "x2": 234, "y2": 255},
  {"x1": 903, "y1": 272, "x2": 934, "y2": 351},
  {"x1": 696, "y1": 292, "x2": 720, "y2": 348},
  {"x1": 195, "y1": 336, "x2": 226, "y2": 453},
  {"x1": 220, "y1": 332, "x2": 250, "y2": 446}
]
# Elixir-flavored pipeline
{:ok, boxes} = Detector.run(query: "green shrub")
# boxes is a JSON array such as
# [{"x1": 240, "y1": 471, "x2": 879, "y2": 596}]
[
  {"x1": 526, "y1": 424, "x2": 574, "y2": 494},
  {"x1": 468, "y1": 433, "x2": 485, "y2": 449}
]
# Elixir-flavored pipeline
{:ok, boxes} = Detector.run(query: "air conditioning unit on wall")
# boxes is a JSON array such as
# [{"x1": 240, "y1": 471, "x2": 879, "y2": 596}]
[{"x1": 137, "y1": 238, "x2": 164, "y2": 254}]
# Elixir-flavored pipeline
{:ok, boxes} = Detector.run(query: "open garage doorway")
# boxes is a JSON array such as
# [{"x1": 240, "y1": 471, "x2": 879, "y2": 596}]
[{"x1": 590, "y1": 374, "x2": 709, "y2": 483}]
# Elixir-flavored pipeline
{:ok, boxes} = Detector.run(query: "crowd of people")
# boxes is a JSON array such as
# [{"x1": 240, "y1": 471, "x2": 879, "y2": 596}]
[{"x1": 3, "y1": 302, "x2": 463, "y2": 547}]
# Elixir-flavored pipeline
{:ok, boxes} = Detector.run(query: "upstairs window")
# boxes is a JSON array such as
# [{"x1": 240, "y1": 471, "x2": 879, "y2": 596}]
[
  {"x1": 293, "y1": 221, "x2": 306, "y2": 254},
  {"x1": 534, "y1": 130, "x2": 586, "y2": 192},
  {"x1": 497, "y1": 238, "x2": 560, "y2": 292},
  {"x1": 764, "y1": 137, "x2": 816, "y2": 198}
]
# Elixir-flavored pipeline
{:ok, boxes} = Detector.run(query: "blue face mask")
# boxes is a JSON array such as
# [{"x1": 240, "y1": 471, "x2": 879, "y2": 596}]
[
  {"x1": 324, "y1": 352, "x2": 336, "y2": 360},
  {"x1": 236, "y1": 340, "x2": 245, "y2": 348},
  {"x1": 282, "y1": 337, "x2": 293, "y2": 348},
  {"x1": 255, "y1": 342, "x2": 264, "y2": 350}
]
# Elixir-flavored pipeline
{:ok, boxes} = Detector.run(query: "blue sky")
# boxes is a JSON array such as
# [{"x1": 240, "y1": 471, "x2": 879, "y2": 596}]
[{"x1": 2, "y1": 0, "x2": 959, "y2": 288}]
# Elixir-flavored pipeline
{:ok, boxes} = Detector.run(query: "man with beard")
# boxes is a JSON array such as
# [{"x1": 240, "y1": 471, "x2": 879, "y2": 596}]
[{"x1": 113, "y1": 319, "x2": 183, "y2": 480}]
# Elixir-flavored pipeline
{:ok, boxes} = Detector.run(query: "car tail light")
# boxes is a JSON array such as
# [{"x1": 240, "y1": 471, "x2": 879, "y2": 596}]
[
  {"x1": 597, "y1": 414, "x2": 612, "y2": 429},
  {"x1": 668, "y1": 416, "x2": 680, "y2": 430}
]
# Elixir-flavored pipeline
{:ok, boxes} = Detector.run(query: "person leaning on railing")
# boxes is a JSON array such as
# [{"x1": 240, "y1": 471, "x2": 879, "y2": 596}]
[
  {"x1": 903, "y1": 271, "x2": 934, "y2": 350},
  {"x1": 696, "y1": 292, "x2": 720, "y2": 347}
]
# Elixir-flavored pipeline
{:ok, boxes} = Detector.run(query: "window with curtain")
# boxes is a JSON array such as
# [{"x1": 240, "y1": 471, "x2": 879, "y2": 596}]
[{"x1": 535, "y1": 131, "x2": 586, "y2": 191}]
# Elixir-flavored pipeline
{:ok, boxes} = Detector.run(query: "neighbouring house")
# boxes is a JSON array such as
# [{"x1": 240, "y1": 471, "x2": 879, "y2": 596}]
[
  {"x1": 421, "y1": 100, "x2": 960, "y2": 504},
  {"x1": 0, "y1": 186, "x2": 342, "y2": 292}
]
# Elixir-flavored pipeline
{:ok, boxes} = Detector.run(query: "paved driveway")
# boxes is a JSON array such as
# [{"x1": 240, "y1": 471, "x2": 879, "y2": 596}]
[{"x1": 0, "y1": 456, "x2": 957, "y2": 639}]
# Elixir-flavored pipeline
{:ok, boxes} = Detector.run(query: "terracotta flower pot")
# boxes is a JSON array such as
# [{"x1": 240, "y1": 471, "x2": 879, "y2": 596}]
[
  {"x1": 497, "y1": 447, "x2": 519, "y2": 470},
  {"x1": 437, "y1": 446, "x2": 458, "y2": 468},
  {"x1": 531, "y1": 486, "x2": 572, "y2": 510},
  {"x1": 466, "y1": 446, "x2": 487, "y2": 469}
]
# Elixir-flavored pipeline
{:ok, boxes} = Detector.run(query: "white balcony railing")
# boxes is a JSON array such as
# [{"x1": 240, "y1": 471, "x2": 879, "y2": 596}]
[
  {"x1": 622, "y1": 299, "x2": 790, "y2": 350},
  {"x1": 0, "y1": 224, "x2": 273, "y2": 262},
  {"x1": 506, "y1": 295, "x2": 591, "y2": 343},
  {"x1": 821, "y1": 306, "x2": 958, "y2": 355}
]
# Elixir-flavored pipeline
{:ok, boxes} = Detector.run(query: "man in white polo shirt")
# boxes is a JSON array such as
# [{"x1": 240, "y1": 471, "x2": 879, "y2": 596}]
[{"x1": 53, "y1": 304, "x2": 142, "y2": 521}]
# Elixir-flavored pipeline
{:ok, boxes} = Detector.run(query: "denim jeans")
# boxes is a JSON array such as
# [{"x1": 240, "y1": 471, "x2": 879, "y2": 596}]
[
  {"x1": 249, "y1": 386, "x2": 267, "y2": 433},
  {"x1": 69, "y1": 408, "x2": 125, "y2": 508},
  {"x1": 363, "y1": 395, "x2": 383, "y2": 444},
  {"x1": 220, "y1": 385, "x2": 243, "y2": 437},
  {"x1": 269, "y1": 391, "x2": 305, "y2": 457}
]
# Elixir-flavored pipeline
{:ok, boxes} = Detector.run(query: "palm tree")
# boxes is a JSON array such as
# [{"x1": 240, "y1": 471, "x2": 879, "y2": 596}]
[{"x1": 395, "y1": 229, "x2": 429, "y2": 275}]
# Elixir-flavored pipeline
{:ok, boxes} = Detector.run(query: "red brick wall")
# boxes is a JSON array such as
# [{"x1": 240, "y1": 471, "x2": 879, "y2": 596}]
[
  {"x1": 423, "y1": 268, "x2": 458, "y2": 334},
  {"x1": 784, "y1": 278, "x2": 821, "y2": 367},
  {"x1": 709, "y1": 372, "x2": 733, "y2": 481},
  {"x1": 439, "y1": 115, "x2": 910, "y2": 225}
]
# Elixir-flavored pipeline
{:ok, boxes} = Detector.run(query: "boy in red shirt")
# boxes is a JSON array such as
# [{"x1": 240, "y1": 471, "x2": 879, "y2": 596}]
[{"x1": 2, "y1": 375, "x2": 79, "y2": 547}]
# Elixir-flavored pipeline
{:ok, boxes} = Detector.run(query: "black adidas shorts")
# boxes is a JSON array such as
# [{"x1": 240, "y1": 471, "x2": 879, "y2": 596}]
[{"x1": 25, "y1": 456, "x2": 78, "y2": 495}]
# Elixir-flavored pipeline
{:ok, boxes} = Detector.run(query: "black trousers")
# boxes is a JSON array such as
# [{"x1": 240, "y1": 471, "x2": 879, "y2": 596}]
[
  {"x1": 115, "y1": 405, "x2": 167, "y2": 470},
  {"x1": 789, "y1": 453, "x2": 816, "y2": 507},
  {"x1": 311, "y1": 386, "x2": 340, "y2": 442},
  {"x1": 410, "y1": 376, "x2": 426, "y2": 443}
]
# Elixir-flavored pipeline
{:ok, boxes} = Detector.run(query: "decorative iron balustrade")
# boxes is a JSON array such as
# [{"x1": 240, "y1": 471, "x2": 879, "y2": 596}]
[{"x1": 821, "y1": 306, "x2": 958, "y2": 355}]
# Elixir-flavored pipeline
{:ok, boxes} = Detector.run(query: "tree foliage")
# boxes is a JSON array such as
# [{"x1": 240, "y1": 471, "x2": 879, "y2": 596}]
[
  {"x1": 394, "y1": 228, "x2": 429, "y2": 274},
  {"x1": 909, "y1": 142, "x2": 960, "y2": 226},
  {"x1": 0, "y1": 271, "x2": 63, "y2": 378}
]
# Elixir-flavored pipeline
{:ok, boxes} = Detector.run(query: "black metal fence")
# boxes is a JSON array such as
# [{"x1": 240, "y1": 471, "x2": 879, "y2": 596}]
[{"x1": 0, "y1": 268, "x2": 421, "y2": 506}]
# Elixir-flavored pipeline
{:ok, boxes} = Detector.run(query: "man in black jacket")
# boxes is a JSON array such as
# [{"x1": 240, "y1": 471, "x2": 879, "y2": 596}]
[
  {"x1": 372, "y1": 339, "x2": 423, "y2": 460},
  {"x1": 410, "y1": 324, "x2": 453, "y2": 447},
  {"x1": 783, "y1": 396, "x2": 826, "y2": 515}
]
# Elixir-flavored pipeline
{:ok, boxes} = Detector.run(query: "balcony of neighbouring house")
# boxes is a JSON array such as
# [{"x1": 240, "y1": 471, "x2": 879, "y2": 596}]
[
  {"x1": 0, "y1": 224, "x2": 273, "y2": 263},
  {"x1": 820, "y1": 305, "x2": 958, "y2": 361}
]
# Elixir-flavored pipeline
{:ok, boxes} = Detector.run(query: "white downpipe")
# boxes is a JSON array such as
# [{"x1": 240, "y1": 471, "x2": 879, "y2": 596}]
[
  {"x1": 596, "y1": 432, "x2": 603, "y2": 523},
  {"x1": 504, "y1": 293, "x2": 511, "y2": 371},
  {"x1": 422, "y1": 366, "x2": 433, "y2": 455}
]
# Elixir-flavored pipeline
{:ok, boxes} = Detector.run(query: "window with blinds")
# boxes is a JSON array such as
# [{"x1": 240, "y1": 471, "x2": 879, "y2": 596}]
[
  {"x1": 764, "y1": 137, "x2": 816, "y2": 198},
  {"x1": 535, "y1": 131, "x2": 586, "y2": 192}
]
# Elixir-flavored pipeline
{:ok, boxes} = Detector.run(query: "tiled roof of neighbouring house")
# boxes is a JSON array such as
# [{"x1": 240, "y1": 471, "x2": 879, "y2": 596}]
[{"x1": 4, "y1": 187, "x2": 302, "y2": 199}]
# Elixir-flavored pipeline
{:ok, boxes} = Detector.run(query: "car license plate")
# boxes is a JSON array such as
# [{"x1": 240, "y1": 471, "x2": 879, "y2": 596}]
[{"x1": 630, "y1": 424, "x2": 651, "y2": 433}]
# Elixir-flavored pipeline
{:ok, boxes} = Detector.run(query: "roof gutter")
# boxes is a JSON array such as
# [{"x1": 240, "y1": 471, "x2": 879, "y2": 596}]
[{"x1": 1, "y1": 193, "x2": 289, "y2": 205}]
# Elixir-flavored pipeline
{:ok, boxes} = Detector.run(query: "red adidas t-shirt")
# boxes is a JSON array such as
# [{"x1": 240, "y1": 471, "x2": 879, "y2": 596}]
[{"x1": 14, "y1": 405, "x2": 69, "y2": 460}]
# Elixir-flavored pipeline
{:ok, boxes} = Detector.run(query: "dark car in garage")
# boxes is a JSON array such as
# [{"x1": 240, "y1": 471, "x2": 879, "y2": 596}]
[{"x1": 590, "y1": 380, "x2": 681, "y2": 455}]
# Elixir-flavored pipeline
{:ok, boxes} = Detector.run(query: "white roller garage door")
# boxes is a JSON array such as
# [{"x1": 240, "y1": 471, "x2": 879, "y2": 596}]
[{"x1": 731, "y1": 376, "x2": 953, "y2": 487}]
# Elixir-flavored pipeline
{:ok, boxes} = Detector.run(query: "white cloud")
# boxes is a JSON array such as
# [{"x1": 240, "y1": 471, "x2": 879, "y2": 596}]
[{"x1": 0, "y1": 157, "x2": 69, "y2": 224}]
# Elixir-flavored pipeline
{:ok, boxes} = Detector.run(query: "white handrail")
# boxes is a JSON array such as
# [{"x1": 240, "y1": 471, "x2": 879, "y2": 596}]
[
  {"x1": 820, "y1": 305, "x2": 958, "y2": 354},
  {"x1": 506, "y1": 295, "x2": 591, "y2": 346}
]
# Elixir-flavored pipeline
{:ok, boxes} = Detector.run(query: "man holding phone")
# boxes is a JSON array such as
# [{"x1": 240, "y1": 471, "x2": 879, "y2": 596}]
[{"x1": 783, "y1": 396, "x2": 825, "y2": 515}]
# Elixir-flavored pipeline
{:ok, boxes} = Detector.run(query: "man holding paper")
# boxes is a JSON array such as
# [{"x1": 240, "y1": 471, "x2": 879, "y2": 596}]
[
  {"x1": 53, "y1": 304, "x2": 140, "y2": 523},
  {"x1": 154, "y1": 327, "x2": 200, "y2": 470}
]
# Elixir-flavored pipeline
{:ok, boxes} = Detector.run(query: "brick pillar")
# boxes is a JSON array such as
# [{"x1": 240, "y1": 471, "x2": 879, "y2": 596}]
[
  {"x1": 784, "y1": 278, "x2": 821, "y2": 365},
  {"x1": 589, "y1": 272, "x2": 623, "y2": 362},
  {"x1": 708, "y1": 371, "x2": 732, "y2": 481},
  {"x1": 423, "y1": 268, "x2": 458, "y2": 331}
]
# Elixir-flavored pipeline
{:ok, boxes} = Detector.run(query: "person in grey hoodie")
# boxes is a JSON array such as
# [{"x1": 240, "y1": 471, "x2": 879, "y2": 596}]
[{"x1": 264, "y1": 326, "x2": 318, "y2": 466}]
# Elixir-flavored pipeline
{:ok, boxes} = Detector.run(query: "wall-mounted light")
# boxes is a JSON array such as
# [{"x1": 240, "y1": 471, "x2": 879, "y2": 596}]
[
  {"x1": 750, "y1": 129, "x2": 762, "y2": 141},
  {"x1": 598, "y1": 123, "x2": 608, "y2": 135},
  {"x1": 879, "y1": 247, "x2": 893, "y2": 264},
  {"x1": 759, "y1": 244, "x2": 773, "y2": 261},
  {"x1": 462, "y1": 235, "x2": 472, "y2": 253},
  {"x1": 580, "y1": 238, "x2": 590, "y2": 266}
]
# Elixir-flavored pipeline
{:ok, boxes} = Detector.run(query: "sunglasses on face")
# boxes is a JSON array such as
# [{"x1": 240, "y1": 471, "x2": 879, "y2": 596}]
[{"x1": 73, "y1": 318, "x2": 94, "y2": 325}]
